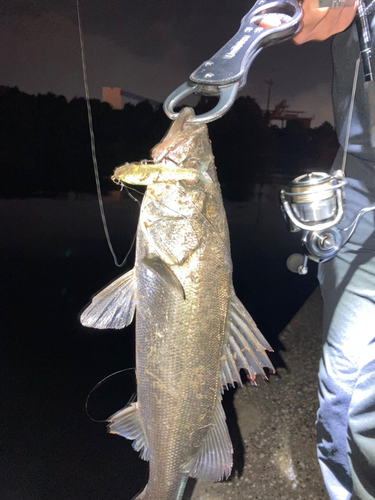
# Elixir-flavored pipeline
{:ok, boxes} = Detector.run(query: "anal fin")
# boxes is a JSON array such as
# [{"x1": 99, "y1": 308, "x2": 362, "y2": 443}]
[
  {"x1": 80, "y1": 269, "x2": 136, "y2": 329},
  {"x1": 108, "y1": 402, "x2": 149, "y2": 461},
  {"x1": 183, "y1": 401, "x2": 233, "y2": 481}
]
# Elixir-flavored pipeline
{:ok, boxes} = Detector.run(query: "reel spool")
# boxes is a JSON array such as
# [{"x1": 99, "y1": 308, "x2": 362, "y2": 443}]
[{"x1": 280, "y1": 170, "x2": 346, "y2": 233}]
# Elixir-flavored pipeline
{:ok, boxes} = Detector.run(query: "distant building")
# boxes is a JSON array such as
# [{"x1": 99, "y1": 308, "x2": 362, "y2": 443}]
[
  {"x1": 264, "y1": 99, "x2": 312, "y2": 129},
  {"x1": 102, "y1": 87, "x2": 122, "y2": 109},
  {"x1": 102, "y1": 87, "x2": 161, "y2": 110}
]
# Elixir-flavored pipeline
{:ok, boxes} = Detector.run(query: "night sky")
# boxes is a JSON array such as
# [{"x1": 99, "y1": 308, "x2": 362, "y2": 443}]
[{"x1": 1, "y1": 0, "x2": 334, "y2": 126}]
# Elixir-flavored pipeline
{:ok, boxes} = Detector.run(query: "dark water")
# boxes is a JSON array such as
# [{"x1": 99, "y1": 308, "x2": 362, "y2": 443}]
[{"x1": 1, "y1": 188, "x2": 317, "y2": 500}]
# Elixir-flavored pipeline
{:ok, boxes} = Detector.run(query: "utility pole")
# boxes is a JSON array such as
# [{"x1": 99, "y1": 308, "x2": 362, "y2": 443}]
[{"x1": 265, "y1": 79, "x2": 274, "y2": 112}]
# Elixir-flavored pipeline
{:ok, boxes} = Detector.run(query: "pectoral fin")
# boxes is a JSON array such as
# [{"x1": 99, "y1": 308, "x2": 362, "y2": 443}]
[
  {"x1": 108, "y1": 402, "x2": 149, "y2": 461},
  {"x1": 183, "y1": 400, "x2": 233, "y2": 481},
  {"x1": 143, "y1": 256, "x2": 185, "y2": 299},
  {"x1": 80, "y1": 269, "x2": 136, "y2": 329},
  {"x1": 146, "y1": 218, "x2": 202, "y2": 266},
  {"x1": 219, "y1": 293, "x2": 275, "y2": 389}
]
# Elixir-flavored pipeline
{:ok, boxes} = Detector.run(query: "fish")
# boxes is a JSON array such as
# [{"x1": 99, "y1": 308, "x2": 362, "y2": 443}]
[{"x1": 80, "y1": 107, "x2": 274, "y2": 500}]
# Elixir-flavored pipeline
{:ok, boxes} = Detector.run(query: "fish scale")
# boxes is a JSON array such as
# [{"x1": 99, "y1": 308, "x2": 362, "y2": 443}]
[
  {"x1": 80, "y1": 107, "x2": 274, "y2": 500},
  {"x1": 135, "y1": 218, "x2": 229, "y2": 499}
]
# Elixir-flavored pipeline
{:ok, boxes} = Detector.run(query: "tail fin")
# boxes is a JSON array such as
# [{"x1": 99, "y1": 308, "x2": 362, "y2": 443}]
[
  {"x1": 132, "y1": 488, "x2": 146, "y2": 500},
  {"x1": 131, "y1": 476, "x2": 188, "y2": 500}
]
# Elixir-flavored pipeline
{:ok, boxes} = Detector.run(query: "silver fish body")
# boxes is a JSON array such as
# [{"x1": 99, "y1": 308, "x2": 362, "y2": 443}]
[{"x1": 81, "y1": 108, "x2": 274, "y2": 500}]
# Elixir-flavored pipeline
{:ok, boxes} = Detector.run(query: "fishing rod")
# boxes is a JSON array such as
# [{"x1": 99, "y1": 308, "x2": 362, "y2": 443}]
[{"x1": 280, "y1": 0, "x2": 375, "y2": 274}]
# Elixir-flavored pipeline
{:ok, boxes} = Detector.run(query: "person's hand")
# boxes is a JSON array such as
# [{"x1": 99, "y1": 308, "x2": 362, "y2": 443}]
[{"x1": 293, "y1": 0, "x2": 358, "y2": 44}]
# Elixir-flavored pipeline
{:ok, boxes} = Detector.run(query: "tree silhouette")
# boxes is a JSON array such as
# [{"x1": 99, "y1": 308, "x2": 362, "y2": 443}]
[{"x1": 0, "y1": 86, "x2": 338, "y2": 200}]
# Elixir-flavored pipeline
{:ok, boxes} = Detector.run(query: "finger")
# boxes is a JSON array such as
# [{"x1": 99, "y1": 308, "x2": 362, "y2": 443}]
[{"x1": 259, "y1": 13, "x2": 285, "y2": 28}]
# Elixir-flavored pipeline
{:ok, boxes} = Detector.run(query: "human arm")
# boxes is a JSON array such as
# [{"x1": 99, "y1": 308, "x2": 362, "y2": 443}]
[{"x1": 293, "y1": 0, "x2": 358, "y2": 44}]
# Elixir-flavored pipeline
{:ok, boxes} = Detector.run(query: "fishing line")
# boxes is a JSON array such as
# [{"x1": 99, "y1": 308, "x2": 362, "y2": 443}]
[
  {"x1": 169, "y1": 178, "x2": 229, "y2": 251},
  {"x1": 118, "y1": 172, "x2": 229, "y2": 254},
  {"x1": 365, "y1": 0, "x2": 375, "y2": 17},
  {"x1": 76, "y1": 0, "x2": 138, "y2": 268},
  {"x1": 85, "y1": 367, "x2": 136, "y2": 422}
]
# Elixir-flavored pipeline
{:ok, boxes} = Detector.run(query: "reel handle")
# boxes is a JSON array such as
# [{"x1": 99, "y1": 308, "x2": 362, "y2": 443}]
[
  {"x1": 286, "y1": 253, "x2": 308, "y2": 274},
  {"x1": 286, "y1": 205, "x2": 375, "y2": 274}
]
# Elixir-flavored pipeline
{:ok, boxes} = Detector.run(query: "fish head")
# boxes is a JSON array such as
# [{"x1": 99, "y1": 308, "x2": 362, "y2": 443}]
[
  {"x1": 152, "y1": 108, "x2": 214, "y2": 177},
  {"x1": 111, "y1": 108, "x2": 215, "y2": 187}
]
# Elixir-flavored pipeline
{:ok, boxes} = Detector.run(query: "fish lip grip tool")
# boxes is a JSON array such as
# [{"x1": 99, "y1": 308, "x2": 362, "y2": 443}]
[{"x1": 164, "y1": 0, "x2": 303, "y2": 124}]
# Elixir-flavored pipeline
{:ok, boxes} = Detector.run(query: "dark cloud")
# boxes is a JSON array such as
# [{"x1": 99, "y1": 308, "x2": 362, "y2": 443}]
[
  {"x1": 1, "y1": 0, "x2": 334, "y2": 125},
  {"x1": 70, "y1": 0, "x2": 253, "y2": 65}
]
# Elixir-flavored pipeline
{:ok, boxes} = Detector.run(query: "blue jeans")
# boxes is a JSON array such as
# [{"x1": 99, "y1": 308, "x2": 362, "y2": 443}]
[{"x1": 317, "y1": 177, "x2": 375, "y2": 500}]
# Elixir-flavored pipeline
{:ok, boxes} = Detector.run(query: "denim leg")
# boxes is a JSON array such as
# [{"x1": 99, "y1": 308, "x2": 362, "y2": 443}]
[
  {"x1": 317, "y1": 177, "x2": 375, "y2": 500},
  {"x1": 318, "y1": 251, "x2": 375, "y2": 500},
  {"x1": 317, "y1": 253, "x2": 356, "y2": 500},
  {"x1": 348, "y1": 322, "x2": 375, "y2": 500}
]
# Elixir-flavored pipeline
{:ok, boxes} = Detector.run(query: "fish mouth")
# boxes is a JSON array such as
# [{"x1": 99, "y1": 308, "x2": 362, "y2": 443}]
[
  {"x1": 162, "y1": 155, "x2": 200, "y2": 173},
  {"x1": 151, "y1": 108, "x2": 207, "y2": 165}
]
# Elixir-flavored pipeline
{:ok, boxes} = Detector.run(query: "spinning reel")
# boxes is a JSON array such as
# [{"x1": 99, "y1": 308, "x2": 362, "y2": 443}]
[{"x1": 280, "y1": 170, "x2": 375, "y2": 274}]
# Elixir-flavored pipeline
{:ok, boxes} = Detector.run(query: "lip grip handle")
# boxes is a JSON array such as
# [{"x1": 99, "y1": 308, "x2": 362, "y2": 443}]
[{"x1": 190, "y1": 0, "x2": 302, "y2": 89}]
